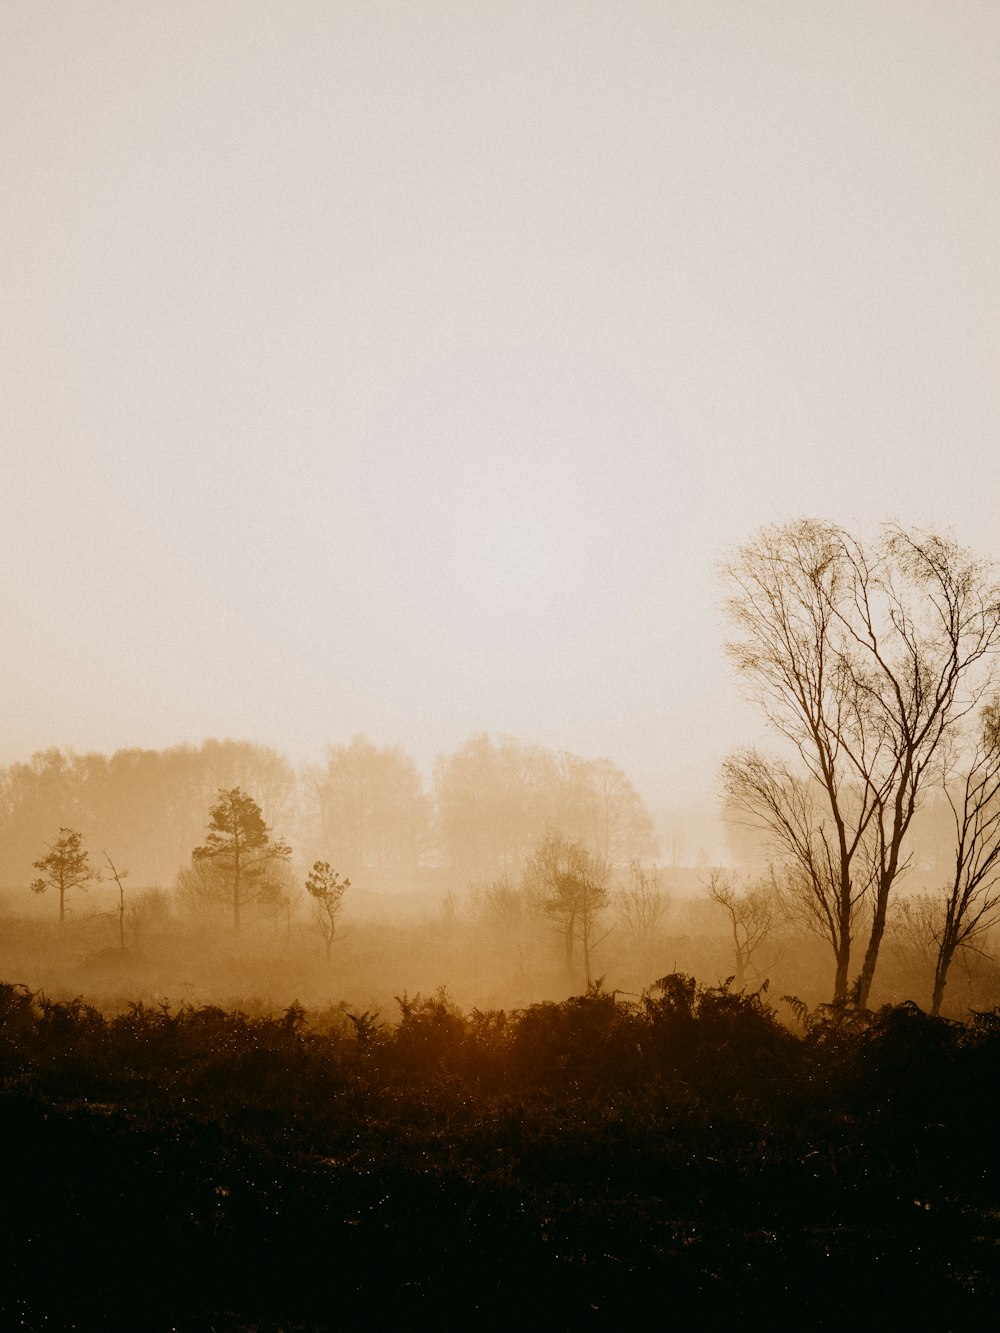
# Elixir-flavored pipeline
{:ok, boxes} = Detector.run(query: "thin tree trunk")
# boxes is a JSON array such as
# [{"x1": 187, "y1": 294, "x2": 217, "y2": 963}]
[
  {"x1": 232, "y1": 837, "x2": 242, "y2": 932},
  {"x1": 931, "y1": 940, "x2": 957, "y2": 1016},
  {"x1": 855, "y1": 888, "x2": 891, "y2": 1008},
  {"x1": 831, "y1": 892, "x2": 852, "y2": 1003}
]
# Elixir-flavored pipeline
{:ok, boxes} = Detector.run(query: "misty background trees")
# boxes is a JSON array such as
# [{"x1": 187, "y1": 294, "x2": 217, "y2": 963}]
[
  {"x1": 6, "y1": 520, "x2": 1000, "y2": 1016},
  {"x1": 0, "y1": 733, "x2": 658, "y2": 899}
]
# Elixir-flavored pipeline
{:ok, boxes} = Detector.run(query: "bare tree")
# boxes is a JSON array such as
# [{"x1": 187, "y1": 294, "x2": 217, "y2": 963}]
[
  {"x1": 126, "y1": 887, "x2": 171, "y2": 945},
  {"x1": 886, "y1": 893, "x2": 938, "y2": 974},
  {"x1": 523, "y1": 831, "x2": 611, "y2": 986},
  {"x1": 723, "y1": 520, "x2": 1000, "y2": 1005},
  {"x1": 104, "y1": 853, "x2": 129, "y2": 949},
  {"x1": 616, "y1": 861, "x2": 668, "y2": 976},
  {"x1": 706, "y1": 868, "x2": 779, "y2": 990},
  {"x1": 472, "y1": 874, "x2": 526, "y2": 933},
  {"x1": 928, "y1": 706, "x2": 1000, "y2": 1013}
]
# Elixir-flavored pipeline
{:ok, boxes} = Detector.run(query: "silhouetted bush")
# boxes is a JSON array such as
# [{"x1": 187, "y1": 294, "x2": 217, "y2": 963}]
[{"x1": 2, "y1": 978, "x2": 1000, "y2": 1329}]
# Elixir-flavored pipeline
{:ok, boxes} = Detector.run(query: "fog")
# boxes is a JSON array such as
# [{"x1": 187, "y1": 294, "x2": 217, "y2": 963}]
[
  {"x1": 2, "y1": 730, "x2": 996, "y2": 1024},
  {"x1": 3, "y1": 4, "x2": 999, "y2": 818},
  {"x1": 6, "y1": 8, "x2": 1000, "y2": 1326}
]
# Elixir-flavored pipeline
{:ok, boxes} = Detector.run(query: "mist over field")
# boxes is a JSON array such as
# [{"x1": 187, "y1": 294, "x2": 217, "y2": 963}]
[
  {"x1": 2, "y1": 708, "x2": 997, "y2": 1025},
  {"x1": 4, "y1": 3, "x2": 1000, "y2": 1328}
]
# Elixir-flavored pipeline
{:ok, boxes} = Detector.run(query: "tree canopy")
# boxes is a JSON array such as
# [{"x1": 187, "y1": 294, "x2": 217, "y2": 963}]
[{"x1": 192, "y1": 787, "x2": 292, "y2": 931}]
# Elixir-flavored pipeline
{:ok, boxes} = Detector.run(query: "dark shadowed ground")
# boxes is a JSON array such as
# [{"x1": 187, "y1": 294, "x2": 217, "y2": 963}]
[{"x1": 2, "y1": 979, "x2": 998, "y2": 1330}]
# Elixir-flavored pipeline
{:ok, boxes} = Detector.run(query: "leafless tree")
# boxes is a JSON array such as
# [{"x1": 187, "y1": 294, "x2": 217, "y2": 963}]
[
  {"x1": 104, "y1": 853, "x2": 129, "y2": 949},
  {"x1": 126, "y1": 887, "x2": 171, "y2": 944},
  {"x1": 886, "y1": 892, "x2": 939, "y2": 978},
  {"x1": 523, "y1": 831, "x2": 611, "y2": 986},
  {"x1": 928, "y1": 705, "x2": 1000, "y2": 1013},
  {"x1": 706, "y1": 868, "x2": 779, "y2": 989},
  {"x1": 723, "y1": 520, "x2": 1000, "y2": 1005},
  {"x1": 616, "y1": 861, "x2": 668, "y2": 975},
  {"x1": 472, "y1": 875, "x2": 526, "y2": 933}
]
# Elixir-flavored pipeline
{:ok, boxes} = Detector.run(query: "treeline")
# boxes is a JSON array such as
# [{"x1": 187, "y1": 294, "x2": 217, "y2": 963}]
[
  {"x1": 2, "y1": 978, "x2": 999, "y2": 1328},
  {"x1": 0, "y1": 732, "x2": 656, "y2": 891}
]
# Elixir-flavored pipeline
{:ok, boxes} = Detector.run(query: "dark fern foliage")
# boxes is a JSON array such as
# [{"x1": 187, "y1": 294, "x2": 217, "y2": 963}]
[{"x1": 1, "y1": 976, "x2": 1000, "y2": 1330}]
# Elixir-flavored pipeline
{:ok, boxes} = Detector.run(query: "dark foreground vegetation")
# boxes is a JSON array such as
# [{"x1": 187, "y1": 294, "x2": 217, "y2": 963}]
[{"x1": 3, "y1": 977, "x2": 1000, "y2": 1331}]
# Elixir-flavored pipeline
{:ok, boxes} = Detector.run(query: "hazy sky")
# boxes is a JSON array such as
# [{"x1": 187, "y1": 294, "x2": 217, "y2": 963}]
[{"x1": 3, "y1": 2, "x2": 998, "y2": 809}]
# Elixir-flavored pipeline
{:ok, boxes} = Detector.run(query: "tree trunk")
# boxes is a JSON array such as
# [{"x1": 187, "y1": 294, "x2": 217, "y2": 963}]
[
  {"x1": 829, "y1": 861, "x2": 853, "y2": 1004},
  {"x1": 733, "y1": 949, "x2": 745, "y2": 991},
  {"x1": 232, "y1": 839, "x2": 242, "y2": 932},
  {"x1": 832, "y1": 905, "x2": 852, "y2": 1004},
  {"x1": 854, "y1": 889, "x2": 890, "y2": 1008},
  {"x1": 931, "y1": 940, "x2": 956, "y2": 1017}
]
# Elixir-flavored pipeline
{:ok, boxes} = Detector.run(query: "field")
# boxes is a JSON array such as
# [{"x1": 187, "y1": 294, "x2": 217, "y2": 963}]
[{"x1": 3, "y1": 975, "x2": 1000, "y2": 1330}]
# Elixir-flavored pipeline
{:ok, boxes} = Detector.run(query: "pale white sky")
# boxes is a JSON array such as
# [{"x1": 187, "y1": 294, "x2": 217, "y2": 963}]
[{"x1": 2, "y1": 1, "x2": 998, "y2": 810}]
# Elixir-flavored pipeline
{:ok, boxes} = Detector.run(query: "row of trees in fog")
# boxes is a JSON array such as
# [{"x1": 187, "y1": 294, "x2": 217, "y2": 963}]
[
  {"x1": 10, "y1": 518, "x2": 1000, "y2": 1017},
  {"x1": 0, "y1": 733, "x2": 656, "y2": 893}
]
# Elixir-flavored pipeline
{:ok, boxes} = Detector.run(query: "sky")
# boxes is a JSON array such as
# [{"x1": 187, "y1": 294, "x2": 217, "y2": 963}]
[{"x1": 2, "y1": 1, "x2": 999, "y2": 815}]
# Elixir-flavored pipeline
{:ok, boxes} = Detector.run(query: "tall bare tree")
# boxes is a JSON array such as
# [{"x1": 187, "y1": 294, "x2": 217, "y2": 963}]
[
  {"x1": 104, "y1": 853, "x2": 129, "y2": 949},
  {"x1": 723, "y1": 520, "x2": 1000, "y2": 1005}
]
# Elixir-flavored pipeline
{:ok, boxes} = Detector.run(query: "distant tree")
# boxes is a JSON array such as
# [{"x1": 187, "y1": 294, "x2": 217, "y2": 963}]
[
  {"x1": 434, "y1": 734, "x2": 548, "y2": 880},
  {"x1": 555, "y1": 754, "x2": 659, "y2": 865},
  {"x1": 126, "y1": 887, "x2": 171, "y2": 945},
  {"x1": 30, "y1": 827, "x2": 98, "y2": 925},
  {"x1": 304, "y1": 861, "x2": 350, "y2": 960},
  {"x1": 706, "y1": 868, "x2": 779, "y2": 990},
  {"x1": 0, "y1": 739, "x2": 299, "y2": 892},
  {"x1": 472, "y1": 874, "x2": 526, "y2": 934},
  {"x1": 435, "y1": 734, "x2": 656, "y2": 883},
  {"x1": 306, "y1": 736, "x2": 429, "y2": 889},
  {"x1": 524, "y1": 831, "x2": 611, "y2": 985},
  {"x1": 723, "y1": 520, "x2": 1000, "y2": 1005},
  {"x1": 192, "y1": 788, "x2": 291, "y2": 932},
  {"x1": 615, "y1": 861, "x2": 669, "y2": 978},
  {"x1": 104, "y1": 853, "x2": 129, "y2": 949}
]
